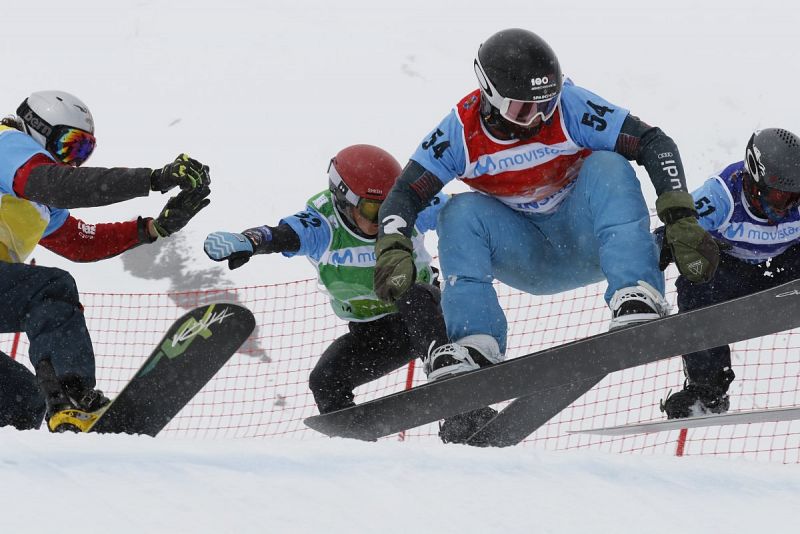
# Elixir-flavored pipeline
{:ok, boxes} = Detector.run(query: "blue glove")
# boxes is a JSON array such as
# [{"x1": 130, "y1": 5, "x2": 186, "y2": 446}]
[{"x1": 204, "y1": 231, "x2": 255, "y2": 270}]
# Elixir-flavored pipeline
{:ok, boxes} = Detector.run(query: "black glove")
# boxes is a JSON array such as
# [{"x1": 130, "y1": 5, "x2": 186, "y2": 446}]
[
  {"x1": 374, "y1": 234, "x2": 416, "y2": 302},
  {"x1": 655, "y1": 225, "x2": 730, "y2": 272},
  {"x1": 656, "y1": 191, "x2": 720, "y2": 283},
  {"x1": 152, "y1": 185, "x2": 211, "y2": 237},
  {"x1": 150, "y1": 153, "x2": 210, "y2": 194}
]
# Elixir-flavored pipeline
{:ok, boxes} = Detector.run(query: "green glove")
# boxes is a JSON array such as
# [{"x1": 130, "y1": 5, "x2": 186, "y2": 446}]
[
  {"x1": 657, "y1": 190, "x2": 719, "y2": 284},
  {"x1": 374, "y1": 234, "x2": 416, "y2": 302}
]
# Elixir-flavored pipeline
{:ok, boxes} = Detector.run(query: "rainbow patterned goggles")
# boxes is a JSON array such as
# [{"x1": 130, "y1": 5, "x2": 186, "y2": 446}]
[{"x1": 46, "y1": 126, "x2": 96, "y2": 166}]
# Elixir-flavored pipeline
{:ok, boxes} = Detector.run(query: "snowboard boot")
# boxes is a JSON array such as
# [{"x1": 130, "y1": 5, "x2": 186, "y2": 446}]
[
  {"x1": 438, "y1": 406, "x2": 499, "y2": 445},
  {"x1": 424, "y1": 336, "x2": 502, "y2": 445},
  {"x1": 424, "y1": 335, "x2": 502, "y2": 381},
  {"x1": 425, "y1": 342, "x2": 488, "y2": 380},
  {"x1": 35, "y1": 361, "x2": 110, "y2": 433},
  {"x1": 660, "y1": 369, "x2": 735, "y2": 419},
  {"x1": 609, "y1": 281, "x2": 671, "y2": 330}
]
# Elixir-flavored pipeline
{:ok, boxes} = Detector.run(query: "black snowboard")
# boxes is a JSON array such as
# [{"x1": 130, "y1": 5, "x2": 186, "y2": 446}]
[
  {"x1": 89, "y1": 303, "x2": 255, "y2": 436},
  {"x1": 466, "y1": 375, "x2": 606, "y2": 447},
  {"x1": 305, "y1": 279, "x2": 800, "y2": 442}
]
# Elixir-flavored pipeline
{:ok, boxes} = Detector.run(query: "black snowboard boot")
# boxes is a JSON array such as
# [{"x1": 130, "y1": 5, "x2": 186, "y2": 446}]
[
  {"x1": 36, "y1": 360, "x2": 110, "y2": 433},
  {"x1": 438, "y1": 406, "x2": 498, "y2": 445},
  {"x1": 660, "y1": 369, "x2": 735, "y2": 419}
]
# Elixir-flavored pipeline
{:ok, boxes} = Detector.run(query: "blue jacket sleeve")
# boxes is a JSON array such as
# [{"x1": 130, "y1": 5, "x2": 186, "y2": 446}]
[
  {"x1": 279, "y1": 206, "x2": 332, "y2": 261},
  {"x1": 559, "y1": 80, "x2": 630, "y2": 151},
  {"x1": 409, "y1": 111, "x2": 467, "y2": 183}
]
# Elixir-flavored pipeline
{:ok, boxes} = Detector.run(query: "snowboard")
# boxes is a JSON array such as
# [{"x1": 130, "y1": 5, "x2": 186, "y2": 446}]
[
  {"x1": 304, "y1": 279, "x2": 800, "y2": 442},
  {"x1": 465, "y1": 375, "x2": 606, "y2": 447},
  {"x1": 88, "y1": 302, "x2": 255, "y2": 436},
  {"x1": 569, "y1": 405, "x2": 800, "y2": 437}
]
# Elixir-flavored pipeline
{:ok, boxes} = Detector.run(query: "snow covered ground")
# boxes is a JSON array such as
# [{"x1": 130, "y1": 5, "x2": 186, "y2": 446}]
[
  {"x1": 2, "y1": 429, "x2": 800, "y2": 534},
  {"x1": 2, "y1": 0, "x2": 800, "y2": 532}
]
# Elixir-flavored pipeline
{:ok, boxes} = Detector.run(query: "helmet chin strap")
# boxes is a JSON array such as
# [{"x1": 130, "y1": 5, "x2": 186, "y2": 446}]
[{"x1": 19, "y1": 120, "x2": 49, "y2": 154}]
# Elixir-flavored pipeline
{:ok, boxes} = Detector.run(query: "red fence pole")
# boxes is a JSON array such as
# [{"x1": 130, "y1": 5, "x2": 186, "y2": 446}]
[
  {"x1": 9, "y1": 332, "x2": 21, "y2": 360},
  {"x1": 675, "y1": 428, "x2": 688, "y2": 456},
  {"x1": 397, "y1": 359, "x2": 417, "y2": 442}
]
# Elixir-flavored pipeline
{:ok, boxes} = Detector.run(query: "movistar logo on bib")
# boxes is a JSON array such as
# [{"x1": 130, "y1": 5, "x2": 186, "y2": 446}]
[
  {"x1": 327, "y1": 245, "x2": 376, "y2": 267},
  {"x1": 723, "y1": 220, "x2": 800, "y2": 244},
  {"x1": 467, "y1": 142, "x2": 579, "y2": 179}
]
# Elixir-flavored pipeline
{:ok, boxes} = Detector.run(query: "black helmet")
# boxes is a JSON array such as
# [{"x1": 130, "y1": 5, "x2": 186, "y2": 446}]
[
  {"x1": 743, "y1": 128, "x2": 800, "y2": 222},
  {"x1": 474, "y1": 29, "x2": 562, "y2": 127}
]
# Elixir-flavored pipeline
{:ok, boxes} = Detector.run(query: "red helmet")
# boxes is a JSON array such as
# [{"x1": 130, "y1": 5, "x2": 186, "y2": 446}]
[{"x1": 328, "y1": 144, "x2": 401, "y2": 225}]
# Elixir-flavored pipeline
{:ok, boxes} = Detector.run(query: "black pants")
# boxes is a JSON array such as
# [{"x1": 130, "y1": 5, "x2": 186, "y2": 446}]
[
  {"x1": 0, "y1": 352, "x2": 45, "y2": 429},
  {"x1": 309, "y1": 284, "x2": 448, "y2": 414},
  {"x1": 676, "y1": 245, "x2": 800, "y2": 387},
  {"x1": 0, "y1": 262, "x2": 96, "y2": 428}
]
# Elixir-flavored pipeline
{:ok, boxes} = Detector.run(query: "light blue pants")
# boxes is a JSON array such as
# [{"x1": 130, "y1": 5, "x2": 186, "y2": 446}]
[{"x1": 437, "y1": 151, "x2": 663, "y2": 354}]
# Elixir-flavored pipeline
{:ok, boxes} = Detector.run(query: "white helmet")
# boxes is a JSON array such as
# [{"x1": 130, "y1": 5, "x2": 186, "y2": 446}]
[{"x1": 16, "y1": 90, "x2": 96, "y2": 166}]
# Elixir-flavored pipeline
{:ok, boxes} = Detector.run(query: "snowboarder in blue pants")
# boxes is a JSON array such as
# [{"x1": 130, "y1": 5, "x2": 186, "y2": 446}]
[{"x1": 372, "y1": 28, "x2": 720, "y2": 443}]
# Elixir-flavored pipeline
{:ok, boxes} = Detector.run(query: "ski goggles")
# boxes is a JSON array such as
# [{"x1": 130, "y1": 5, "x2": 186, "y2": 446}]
[
  {"x1": 328, "y1": 160, "x2": 383, "y2": 223},
  {"x1": 474, "y1": 58, "x2": 560, "y2": 126},
  {"x1": 16, "y1": 100, "x2": 96, "y2": 166},
  {"x1": 758, "y1": 185, "x2": 800, "y2": 213},
  {"x1": 355, "y1": 198, "x2": 382, "y2": 223},
  {"x1": 46, "y1": 126, "x2": 96, "y2": 166}
]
